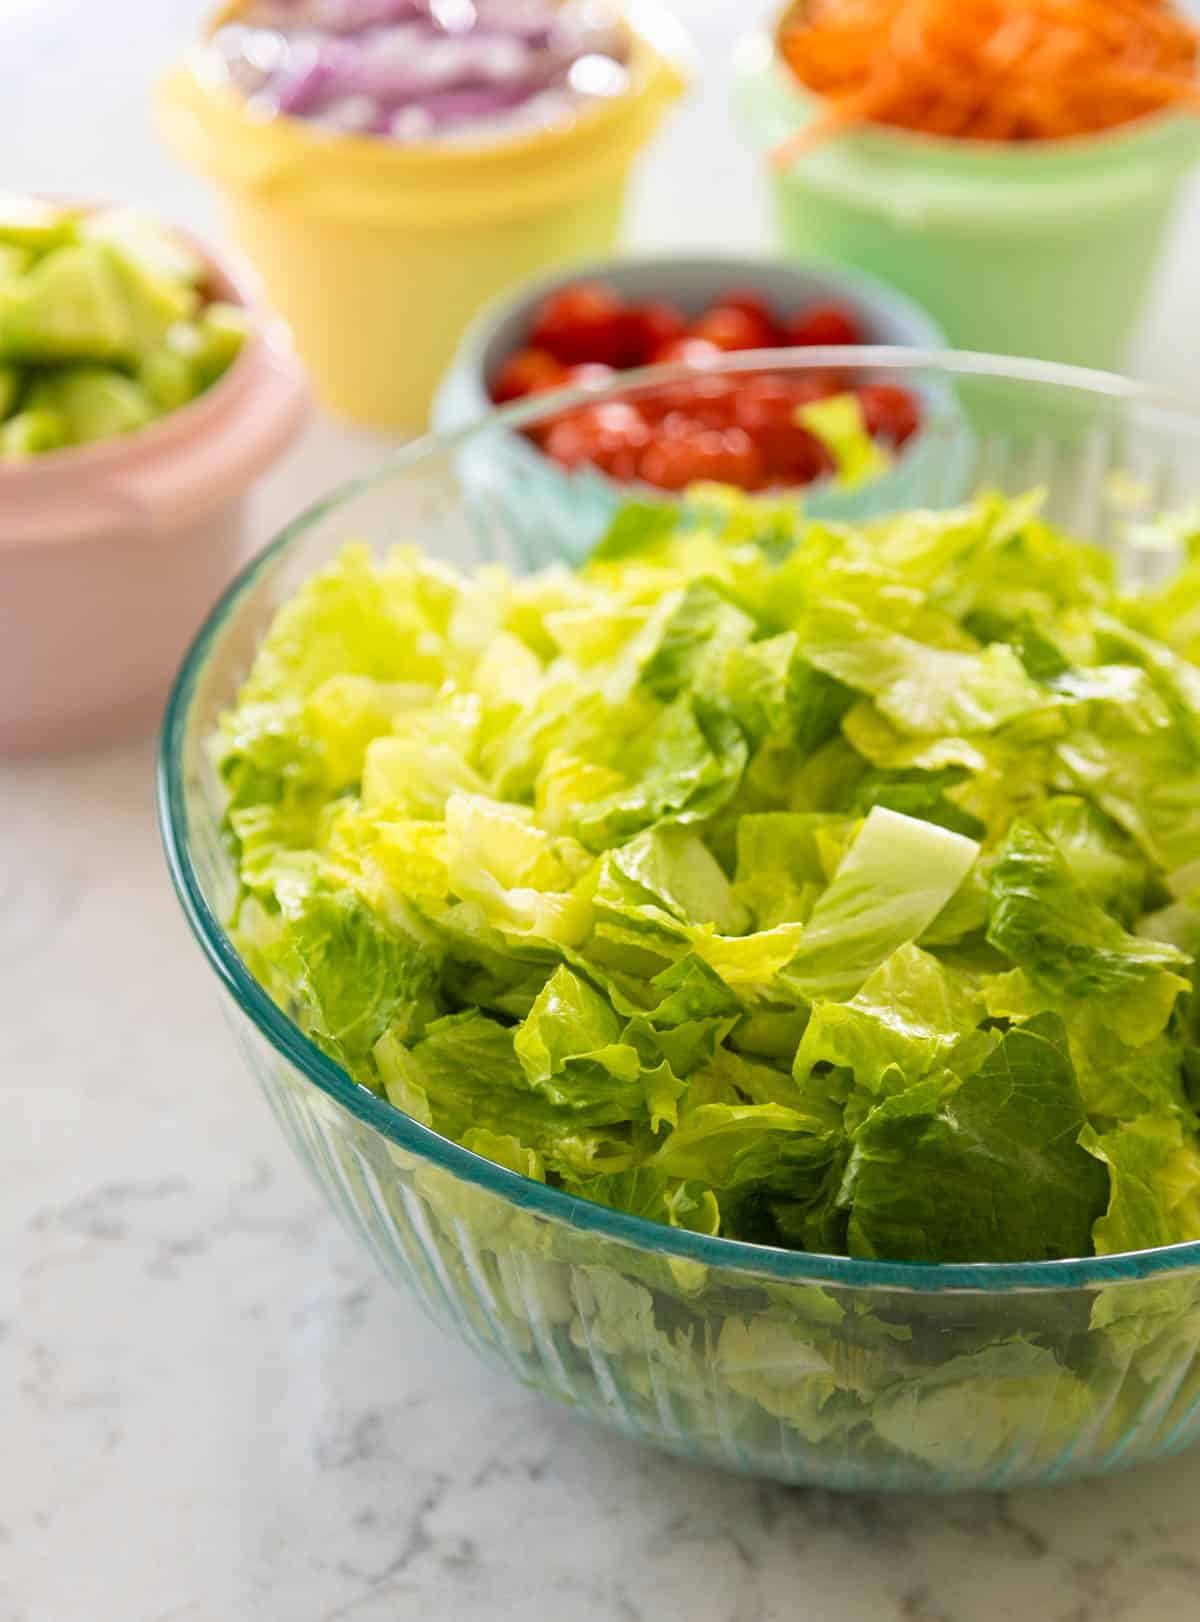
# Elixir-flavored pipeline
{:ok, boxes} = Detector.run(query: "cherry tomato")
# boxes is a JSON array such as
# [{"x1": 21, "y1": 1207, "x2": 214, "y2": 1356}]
[
  {"x1": 657, "y1": 410, "x2": 707, "y2": 440},
  {"x1": 491, "y1": 347, "x2": 566, "y2": 403},
  {"x1": 650, "y1": 335, "x2": 726, "y2": 368},
  {"x1": 770, "y1": 427, "x2": 836, "y2": 486},
  {"x1": 543, "y1": 412, "x2": 600, "y2": 468},
  {"x1": 589, "y1": 401, "x2": 649, "y2": 437},
  {"x1": 690, "y1": 307, "x2": 773, "y2": 353},
  {"x1": 637, "y1": 436, "x2": 709, "y2": 492},
  {"x1": 543, "y1": 402, "x2": 649, "y2": 473},
  {"x1": 638, "y1": 426, "x2": 767, "y2": 493},
  {"x1": 561, "y1": 363, "x2": 617, "y2": 389},
  {"x1": 733, "y1": 375, "x2": 803, "y2": 453},
  {"x1": 727, "y1": 373, "x2": 812, "y2": 448},
  {"x1": 530, "y1": 281, "x2": 627, "y2": 366},
  {"x1": 620, "y1": 300, "x2": 687, "y2": 365},
  {"x1": 647, "y1": 376, "x2": 739, "y2": 428},
  {"x1": 715, "y1": 288, "x2": 780, "y2": 345},
  {"x1": 794, "y1": 367, "x2": 853, "y2": 399},
  {"x1": 854, "y1": 383, "x2": 921, "y2": 446},
  {"x1": 705, "y1": 426, "x2": 769, "y2": 489},
  {"x1": 784, "y1": 302, "x2": 865, "y2": 348}
]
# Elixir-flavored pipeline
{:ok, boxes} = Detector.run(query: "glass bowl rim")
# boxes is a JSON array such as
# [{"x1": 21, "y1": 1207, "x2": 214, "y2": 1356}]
[{"x1": 159, "y1": 346, "x2": 1200, "y2": 1295}]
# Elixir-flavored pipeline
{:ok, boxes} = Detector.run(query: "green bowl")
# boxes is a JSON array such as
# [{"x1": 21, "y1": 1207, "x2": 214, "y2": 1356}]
[{"x1": 734, "y1": 30, "x2": 1200, "y2": 372}]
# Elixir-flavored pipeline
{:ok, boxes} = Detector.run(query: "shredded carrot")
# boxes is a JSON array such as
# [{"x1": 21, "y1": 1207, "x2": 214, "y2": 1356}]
[{"x1": 772, "y1": 0, "x2": 1200, "y2": 162}]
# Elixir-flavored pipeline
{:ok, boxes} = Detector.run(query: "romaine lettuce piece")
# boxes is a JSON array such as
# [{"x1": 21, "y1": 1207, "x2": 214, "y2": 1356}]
[
  {"x1": 252, "y1": 879, "x2": 439, "y2": 1073},
  {"x1": 798, "y1": 393, "x2": 892, "y2": 490},
  {"x1": 987, "y1": 821, "x2": 1189, "y2": 1045},
  {"x1": 1083, "y1": 1116, "x2": 1200, "y2": 1254},
  {"x1": 871, "y1": 1340, "x2": 1092, "y2": 1476},
  {"x1": 794, "y1": 943, "x2": 983, "y2": 1099},
  {"x1": 844, "y1": 1015, "x2": 1109, "y2": 1263},
  {"x1": 778, "y1": 808, "x2": 980, "y2": 1002}
]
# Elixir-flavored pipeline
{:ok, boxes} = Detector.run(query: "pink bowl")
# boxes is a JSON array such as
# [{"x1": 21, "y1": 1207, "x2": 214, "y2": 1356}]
[{"x1": 0, "y1": 237, "x2": 308, "y2": 757}]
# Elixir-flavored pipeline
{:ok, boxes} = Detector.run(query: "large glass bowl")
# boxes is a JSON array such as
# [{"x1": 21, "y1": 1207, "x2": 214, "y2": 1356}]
[{"x1": 159, "y1": 353, "x2": 1200, "y2": 1493}]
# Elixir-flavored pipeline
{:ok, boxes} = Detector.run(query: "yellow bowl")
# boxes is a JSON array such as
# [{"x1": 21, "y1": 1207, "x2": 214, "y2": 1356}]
[{"x1": 156, "y1": 3, "x2": 691, "y2": 431}]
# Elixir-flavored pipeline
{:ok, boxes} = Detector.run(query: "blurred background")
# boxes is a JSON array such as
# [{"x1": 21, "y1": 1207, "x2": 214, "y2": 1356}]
[{"x1": 6, "y1": 0, "x2": 1198, "y2": 439}]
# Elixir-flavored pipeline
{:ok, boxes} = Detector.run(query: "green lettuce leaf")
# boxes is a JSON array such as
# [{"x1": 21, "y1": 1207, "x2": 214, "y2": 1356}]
[
  {"x1": 795, "y1": 943, "x2": 984, "y2": 1102},
  {"x1": 843, "y1": 1015, "x2": 1109, "y2": 1263},
  {"x1": 778, "y1": 809, "x2": 980, "y2": 1002},
  {"x1": 1082, "y1": 1116, "x2": 1200, "y2": 1254},
  {"x1": 987, "y1": 821, "x2": 1189, "y2": 1045},
  {"x1": 250, "y1": 879, "x2": 439, "y2": 1073}
]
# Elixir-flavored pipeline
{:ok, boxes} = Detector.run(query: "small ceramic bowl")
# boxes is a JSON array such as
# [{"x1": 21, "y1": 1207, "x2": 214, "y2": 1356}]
[
  {"x1": 733, "y1": 23, "x2": 1200, "y2": 372},
  {"x1": 0, "y1": 227, "x2": 307, "y2": 758},
  {"x1": 431, "y1": 253, "x2": 950, "y2": 549},
  {"x1": 156, "y1": 1, "x2": 692, "y2": 431}
]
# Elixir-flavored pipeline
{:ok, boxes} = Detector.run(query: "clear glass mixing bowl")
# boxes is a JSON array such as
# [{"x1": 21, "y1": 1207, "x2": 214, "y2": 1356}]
[{"x1": 159, "y1": 353, "x2": 1200, "y2": 1492}]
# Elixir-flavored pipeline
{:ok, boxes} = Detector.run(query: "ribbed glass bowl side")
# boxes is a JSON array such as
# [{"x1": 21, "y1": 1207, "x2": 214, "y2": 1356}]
[{"x1": 160, "y1": 355, "x2": 1200, "y2": 1491}]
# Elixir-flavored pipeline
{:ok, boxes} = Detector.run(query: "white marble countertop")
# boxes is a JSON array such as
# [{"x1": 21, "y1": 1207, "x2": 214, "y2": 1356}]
[{"x1": 6, "y1": 3, "x2": 1200, "y2": 1619}]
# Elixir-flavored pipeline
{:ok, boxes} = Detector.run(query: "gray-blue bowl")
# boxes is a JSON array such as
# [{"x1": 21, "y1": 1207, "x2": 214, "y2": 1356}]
[{"x1": 432, "y1": 253, "x2": 954, "y2": 558}]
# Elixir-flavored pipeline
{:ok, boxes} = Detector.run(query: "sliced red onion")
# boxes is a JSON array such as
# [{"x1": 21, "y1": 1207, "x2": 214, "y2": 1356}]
[
  {"x1": 314, "y1": 0, "x2": 424, "y2": 31},
  {"x1": 274, "y1": 42, "x2": 356, "y2": 114},
  {"x1": 211, "y1": 0, "x2": 630, "y2": 139},
  {"x1": 413, "y1": 79, "x2": 533, "y2": 123}
]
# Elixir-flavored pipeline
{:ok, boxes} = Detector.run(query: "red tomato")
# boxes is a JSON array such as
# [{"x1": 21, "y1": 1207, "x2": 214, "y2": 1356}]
[
  {"x1": 561, "y1": 363, "x2": 617, "y2": 389},
  {"x1": 794, "y1": 367, "x2": 853, "y2": 399},
  {"x1": 620, "y1": 300, "x2": 688, "y2": 366},
  {"x1": 543, "y1": 412, "x2": 602, "y2": 469},
  {"x1": 726, "y1": 375, "x2": 839, "y2": 484},
  {"x1": 638, "y1": 426, "x2": 767, "y2": 493},
  {"x1": 784, "y1": 302, "x2": 865, "y2": 348},
  {"x1": 716, "y1": 288, "x2": 781, "y2": 345},
  {"x1": 657, "y1": 410, "x2": 707, "y2": 440},
  {"x1": 653, "y1": 377, "x2": 740, "y2": 428},
  {"x1": 770, "y1": 427, "x2": 836, "y2": 486},
  {"x1": 589, "y1": 401, "x2": 649, "y2": 437},
  {"x1": 691, "y1": 307, "x2": 772, "y2": 353},
  {"x1": 491, "y1": 347, "x2": 566, "y2": 404},
  {"x1": 651, "y1": 335, "x2": 725, "y2": 367},
  {"x1": 733, "y1": 375, "x2": 804, "y2": 454},
  {"x1": 543, "y1": 402, "x2": 649, "y2": 474},
  {"x1": 854, "y1": 383, "x2": 921, "y2": 446},
  {"x1": 637, "y1": 437, "x2": 708, "y2": 492},
  {"x1": 530, "y1": 281, "x2": 627, "y2": 366}
]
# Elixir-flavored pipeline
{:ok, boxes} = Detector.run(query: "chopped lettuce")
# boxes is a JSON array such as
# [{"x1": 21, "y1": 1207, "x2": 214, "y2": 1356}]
[
  {"x1": 842, "y1": 1015, "x2": 1109, "y2": 1264},
  {"x1": 777, "y1": 808, "x2": 979, "y2": 1002},
  {"x1": 220, "y1": 485, "x2": 1199, "y2": 1271}
]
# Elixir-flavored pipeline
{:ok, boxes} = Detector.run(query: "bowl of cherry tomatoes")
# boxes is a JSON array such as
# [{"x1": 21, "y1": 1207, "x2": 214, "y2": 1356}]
[{"x1": 432, "y1": 255, "x2": 948, "y2": 531}]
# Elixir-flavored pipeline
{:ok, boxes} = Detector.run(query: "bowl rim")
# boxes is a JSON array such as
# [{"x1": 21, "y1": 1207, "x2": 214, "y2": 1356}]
[{"x1": 159, "y1": 346, "x2": 1200, "y2": 1295}]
